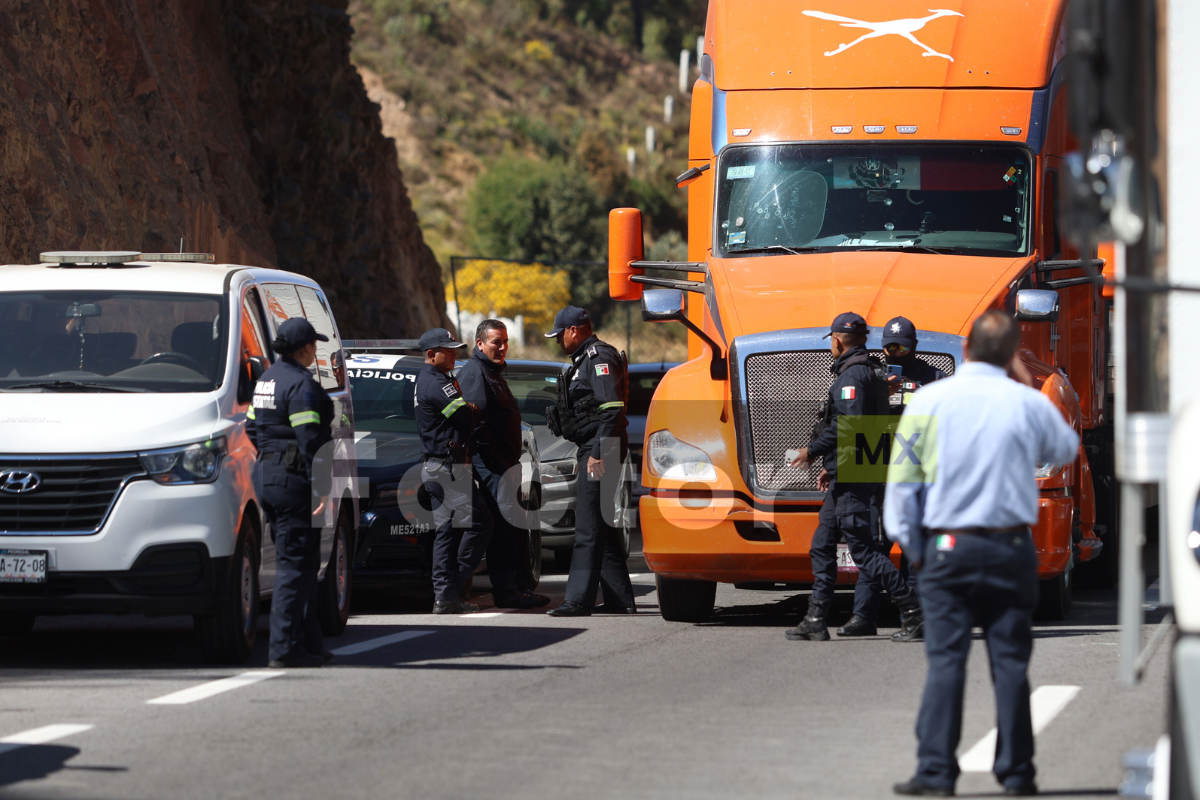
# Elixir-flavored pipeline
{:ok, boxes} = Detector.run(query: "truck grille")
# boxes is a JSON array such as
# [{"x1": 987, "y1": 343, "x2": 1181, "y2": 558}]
[
  {"x1": 0, "y1": 456, "x2": 146, "y2": 534},
  {"x1": 742, "y1": 351, "x2": 955, "y2": 493}
]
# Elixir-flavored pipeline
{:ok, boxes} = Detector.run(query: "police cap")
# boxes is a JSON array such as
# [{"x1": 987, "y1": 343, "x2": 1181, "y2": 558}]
[
  {"x1": 544, "y1": 306, "x2": 591, "y2": 338},
  {"x1": 418, "y1": 328, "x2": 466, "y2": 350},
  {"x1": 882, "y1": 316, "x2": 918, "y2": 348},
  {"x1": 273, "y1": 317, "x2": 329, "y2": 351},
  {"x1": 822, "y1": 311, "x2": 869, "y2": 339}
]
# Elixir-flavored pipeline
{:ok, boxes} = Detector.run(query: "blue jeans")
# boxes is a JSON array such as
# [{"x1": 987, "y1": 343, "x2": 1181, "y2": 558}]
[{"x1": 914, "y1": 529, "x2": 1038, "y2": 791}]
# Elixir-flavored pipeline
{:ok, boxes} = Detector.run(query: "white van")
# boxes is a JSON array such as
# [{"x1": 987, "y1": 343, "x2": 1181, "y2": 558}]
[{"x1": 0, "y1": 252, "x2": 358, "y2": 662}]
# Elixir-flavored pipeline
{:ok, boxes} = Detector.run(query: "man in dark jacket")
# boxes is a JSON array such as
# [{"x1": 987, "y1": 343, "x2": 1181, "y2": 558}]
[
  {"x1": 457, "y1": 319, "x2": 549, "y2": 609},
  {"x1": 415, "y1": 328, "x2": 492, "y2": 614},
  {"x1": 543, "y1": 306, "x2": 636, "y2": 617},
  {"x1": 247, "y1": 317, "x2": 335, "y2": 668},
  {"x1": 785, "y1": 312, "x2": 920, "y2": 641}
]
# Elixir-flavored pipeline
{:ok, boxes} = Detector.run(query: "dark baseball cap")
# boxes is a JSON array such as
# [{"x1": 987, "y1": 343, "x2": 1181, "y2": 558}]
[
  {"x1": 822, "y1": 311, "x2": 869, "y2": 339},
  {"x1": 274, "y1": 317, "x2": 329, "y2": 350},
  {"x1": 418, "y1": 328, "x2": 466, "y2": 350},
  {"x1": 882, "y1": 316, "x2": 918, "y2": 348},
  {"x1": 544, "y1": 306, "x2": 591, "y2": 338}
]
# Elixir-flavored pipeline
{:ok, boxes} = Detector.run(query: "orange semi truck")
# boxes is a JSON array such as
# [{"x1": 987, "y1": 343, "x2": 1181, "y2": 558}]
[{"x1": 609, "y1": 0, "x2": 1116, "y2": 621}]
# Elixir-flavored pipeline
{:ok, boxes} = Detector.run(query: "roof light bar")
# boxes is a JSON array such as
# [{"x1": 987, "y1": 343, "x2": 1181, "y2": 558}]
[
  {"x1": 863, "y1": 125, "x2": 886, "y2": 134},
  {"x1": 40, "y1": 251, "x2": 142, "y2": 266},
  {"x1": 1001, "y1": 126, "x2": 1023, "y2": 136},
  {"x1": 138, "y1": 253, "x2": 216, "y2": 263}
]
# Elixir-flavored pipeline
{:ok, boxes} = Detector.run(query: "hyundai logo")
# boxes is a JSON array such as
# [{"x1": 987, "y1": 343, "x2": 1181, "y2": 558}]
[{"x1": 0, "y1": 471, "x2": 42, "y2": 494}]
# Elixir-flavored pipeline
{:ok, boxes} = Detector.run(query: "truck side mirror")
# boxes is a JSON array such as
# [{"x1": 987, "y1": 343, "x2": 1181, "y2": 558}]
[
  {"x1": 609, "y1": 208, "x2": 645, "y2": 301},
  {"x1": 238, "y1": 355, "x2": 269, "y2": 404},
  {"x1": 1014, "y1": 289, "x2": 1060, "y2": 322},
  {"x1": 641, "y1": 288, "x2": 686, "y2": 322}
]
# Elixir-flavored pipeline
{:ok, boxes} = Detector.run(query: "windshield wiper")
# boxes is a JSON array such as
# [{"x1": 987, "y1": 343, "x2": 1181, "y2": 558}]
[
  {"x1": 846, "y1": 244, "x2": 960, "y2": 255},
  {"x1": 728, "y1": 245, "x2": 823, "y2": 256},
  {"x1": 0, "y1": 380, "x2": 150, "y2": 393}
]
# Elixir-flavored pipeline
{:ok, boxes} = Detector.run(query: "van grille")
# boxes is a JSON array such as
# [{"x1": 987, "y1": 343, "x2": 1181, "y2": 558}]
[
  {"x1": 0, "y1": 456, "x2": 146, "y2": 534},
  {"x1": 741, "y1": 351, "x2": 955, "y2": 494}
]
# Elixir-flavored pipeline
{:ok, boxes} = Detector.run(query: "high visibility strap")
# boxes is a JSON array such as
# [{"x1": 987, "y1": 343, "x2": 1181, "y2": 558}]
[
  {"x1": 289, "y1": 410, "x2": 321, "y2": 427},
  {"x1": 246, "y1": 405, "x2": 256, "y2": 420},
  {"x1": 599, "y1": 401, "x2": 624, "y2": 410},
  {"x1": 442, "y1": 397, "x2": 466, "y2": 418}
]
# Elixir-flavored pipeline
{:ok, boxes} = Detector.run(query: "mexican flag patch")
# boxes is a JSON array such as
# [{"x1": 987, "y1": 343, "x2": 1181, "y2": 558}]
[
  {"x1": 840, "y1": 386, "x2": 856, "y2": 400},
  {"x1": 595, "y1": 363, "x2": 610, "y2": 376}
]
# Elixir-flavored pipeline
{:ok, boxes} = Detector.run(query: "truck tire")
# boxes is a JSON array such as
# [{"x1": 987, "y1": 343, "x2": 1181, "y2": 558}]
[
  {"x1": 318, "y1": 509, "x2": 353, "y2": 636},
  {"x1": 656, "y1": 575, "x2": 716, "y2": 622},
  {"x1": 1035, "y1": 569, "x2": 1072, "y2": 621},
  {"x1": 195, "y1": 520, "x2": 259, "y2": 663},
  {"x1": 0, "y1": 612, "x2": 35, "y2": 637}
]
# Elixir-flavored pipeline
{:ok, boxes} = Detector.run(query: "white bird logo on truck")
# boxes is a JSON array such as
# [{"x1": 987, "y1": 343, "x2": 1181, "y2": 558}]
[{"x1": 802, "y1": 9, "x2": 964, "y2": 62}]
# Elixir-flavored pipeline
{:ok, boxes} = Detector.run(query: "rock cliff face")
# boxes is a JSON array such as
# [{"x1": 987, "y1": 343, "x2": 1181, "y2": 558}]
[{"x1": 0, "y1": 0, "x2": 447, "y2": 337}]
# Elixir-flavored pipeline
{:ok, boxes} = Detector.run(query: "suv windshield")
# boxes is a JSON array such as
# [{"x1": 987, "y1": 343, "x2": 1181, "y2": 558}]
[
  {"x1": 0, "y1": 291, "x2": 227, "y2": 392},
  {"x1": 715, "y1": 144, "x2": 1031, "y2": 257}
]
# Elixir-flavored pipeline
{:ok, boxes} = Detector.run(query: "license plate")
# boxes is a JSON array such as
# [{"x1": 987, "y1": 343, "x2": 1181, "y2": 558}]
[
  {"x1": 0, "y1": 549, "x2": 48, "y2": 584},
  {"x1": 836, "y1": 543, "x2": 858, "y2": 571}
]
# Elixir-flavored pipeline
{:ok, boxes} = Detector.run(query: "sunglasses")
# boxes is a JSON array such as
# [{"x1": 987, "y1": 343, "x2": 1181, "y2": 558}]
[{"x1": 884, "y1": 343, "x2": 912, "y2": 355}]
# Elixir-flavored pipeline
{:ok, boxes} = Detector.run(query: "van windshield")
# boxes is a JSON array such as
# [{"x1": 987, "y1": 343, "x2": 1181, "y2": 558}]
[
  {"x1": 0, "y1": 292, "x2": 227, "y2": 392},
  {"x1": 714, "y1": 144, "x2": 1032, "y2": 257}
]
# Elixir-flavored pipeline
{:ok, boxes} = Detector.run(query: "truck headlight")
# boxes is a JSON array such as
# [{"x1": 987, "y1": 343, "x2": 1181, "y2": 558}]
[
  {"x1": 647, "y1": 429, "x2": 716, "y2": 481},
  {"x1": 139, "y1": 437, "x2": 226, "y2": 485},
  {"x1": 540, "y1": 458, "x2": 578, "y2": 484},
  {"x1": 1034, "y1": 463, "x2": 1063, "y2": 479}
]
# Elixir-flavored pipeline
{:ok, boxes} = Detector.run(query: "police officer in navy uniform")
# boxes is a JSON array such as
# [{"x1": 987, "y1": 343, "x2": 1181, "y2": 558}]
[
  {"x1": 415, "y1": 328, "x2": 493, "y2": 614},
  {"x1": 457, "y1": 319, "x2": 549, "y2": 609},
  {"x1": 543, "y1": 307, "x2": 636, "y2": 617},
  {"x1": 881, "y1": 315, "x2": 948, "y2": 642},
  {"x1": 247, "y1": 317, "x2": 335, "y2": 669},
  {"x1": 785, "y1": 312, "x2": 920, "y2": 641}
]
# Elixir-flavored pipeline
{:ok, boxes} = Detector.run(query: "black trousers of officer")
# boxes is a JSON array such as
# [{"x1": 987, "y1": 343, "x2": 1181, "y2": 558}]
[
  {"x1": 423, "y1": 461, "x2": 493, "y2": 603},
  {"x1": 473, "y1": 457, "x2": 533, "y2": 595},
  {"x1": 564, "y1": 447, "x2": 634, "y2": 609},
  {"x1": 256, "y1": 463, "x2": 323, "y2": 662},
  {"x1": 810, "y1": 480, "x2": 908, "y2": 606},
  {"x1": 914, "y1": 529, "x2": 1038, "y2": 792}
]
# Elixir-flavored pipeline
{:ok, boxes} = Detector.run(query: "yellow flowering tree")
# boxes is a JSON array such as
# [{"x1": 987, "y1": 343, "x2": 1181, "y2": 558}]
[{"x1": 450, "y1": 259, "x2": 570, "y2": 336}]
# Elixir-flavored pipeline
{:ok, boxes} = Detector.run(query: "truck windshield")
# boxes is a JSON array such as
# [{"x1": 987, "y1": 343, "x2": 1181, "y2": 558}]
[
  {"x1": 0, "y1": 292, "x2": 227, "y2": 392},
  {"x1": 715, "y1": 144, "x2": 1031, "y2": 257}
]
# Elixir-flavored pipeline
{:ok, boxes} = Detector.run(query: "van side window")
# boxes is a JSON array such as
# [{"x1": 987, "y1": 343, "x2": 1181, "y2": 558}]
[
  {"x1": 296, "y1": 286, "x2": 343, "y2": 390},
  {"x1": 259, "y1": 283, "x2": 305, "y2": 330},
  {"x1": 242, "y1": 289, "x2": 269, "y2": 360}
]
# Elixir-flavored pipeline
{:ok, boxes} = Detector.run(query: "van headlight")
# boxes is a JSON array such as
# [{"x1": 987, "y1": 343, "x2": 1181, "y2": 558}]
[
  {"x1": 1034, "y1": 463, "x2": 1063, "y2": 479},
  {"x1": 139, "y1": 437, "x2": 226, "y2": 484},
  {"x1": 647, "y1": 430, "x2": 716, "y2": 481}
]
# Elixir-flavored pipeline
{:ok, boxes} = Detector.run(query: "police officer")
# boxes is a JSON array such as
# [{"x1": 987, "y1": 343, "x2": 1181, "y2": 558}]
[
  {"x1": 881, "y1": 315, "x2": 948, "y2": 642},
  {"x1": 543, "y1": 307, "x2": 636, "y2": 617},
  {"x1": 785, "y1": 312, "x2": 920, "y2": 641},
  {"x1": 457, "y1": 319, "x2": 549, "y2": 609},
  {"x1": 415, "y1": 328, "x2": 493, "y2": 614},
  {"x1": 247, "y1": 317, "x2": 335, "y2": 669}
]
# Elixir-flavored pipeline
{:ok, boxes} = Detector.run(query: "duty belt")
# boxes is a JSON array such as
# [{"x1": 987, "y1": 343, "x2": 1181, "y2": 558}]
[
  {"x1": 424, "y1": 454, "x2": 467, "y2": 465},
  {"x1": 928, "y1": 525, "x2": 1030, "y2": 536}
]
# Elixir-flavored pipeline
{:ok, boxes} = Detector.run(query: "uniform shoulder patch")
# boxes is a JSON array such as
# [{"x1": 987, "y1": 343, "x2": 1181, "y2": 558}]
[
  {"x1": 595, "y1": 363, "x2": 610, "y2": 376},
  {"x1": 442, "y1": 383, "x2": 458, "y2": 398},
  {"x1": 840, "y1": 386, "x2": 856, "y2": 400}
]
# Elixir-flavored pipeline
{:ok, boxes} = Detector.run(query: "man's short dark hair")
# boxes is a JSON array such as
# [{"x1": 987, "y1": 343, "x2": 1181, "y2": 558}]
[
  {"x1": 476, "y1": 319, "x2": 506, "y2": 342},
  {"x1": 833, "y1": 331, "x2": 867, "y2": 348},
  {"x1": 967, "y1": 310, "x2": 1021, "y2": 366}
]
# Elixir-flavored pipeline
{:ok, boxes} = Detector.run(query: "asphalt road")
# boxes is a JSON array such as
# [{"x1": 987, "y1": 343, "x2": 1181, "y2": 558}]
[{"x1": 0, "y1": 556, "x2": 1170, "y2": 800}]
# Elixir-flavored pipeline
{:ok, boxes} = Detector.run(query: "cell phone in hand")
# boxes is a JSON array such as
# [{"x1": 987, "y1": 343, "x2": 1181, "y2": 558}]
[{"x1": 886, "y1": 364, "x2": 903, "y2": 379}]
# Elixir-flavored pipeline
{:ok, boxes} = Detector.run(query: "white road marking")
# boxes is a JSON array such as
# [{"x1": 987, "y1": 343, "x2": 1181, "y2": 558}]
[
  {"x1": 0, "y1": 724, "x2": 94, "y2": 756},
  {"x1": 959, "y1": 685, "x2": 1081, "y2": 772},
  {"x1": 146, "y1": 671, "x2": 282, "y2": 706},
  {"x1": 330, "y1": 630, "x2": 435, "y2": 656}
]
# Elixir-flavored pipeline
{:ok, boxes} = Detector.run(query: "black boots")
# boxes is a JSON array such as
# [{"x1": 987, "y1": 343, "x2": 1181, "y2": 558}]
[
  {"x1": 836, "y1": 614, "x2": 877, "y2": 637},
  {"x1": 785, "y1": 596, "x2": 830, "y2": 641},
  {"x1": 892, "y1": 592, "x2": 924, "y2": 642}
]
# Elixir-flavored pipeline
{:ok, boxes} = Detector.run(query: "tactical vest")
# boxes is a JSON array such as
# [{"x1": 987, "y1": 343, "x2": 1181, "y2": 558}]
[
  {"x1": 811, "y1": 352, "x2": 891, "y2": 441},
  {"x1": 547, "y1": 348, "x2": 629, "y2": 444}
]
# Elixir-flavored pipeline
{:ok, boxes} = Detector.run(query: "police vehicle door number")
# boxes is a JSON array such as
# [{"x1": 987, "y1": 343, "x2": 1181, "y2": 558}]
[
  {"x1": 836, "y1": 544, "x2": 858, "y2": 571},
  {"x1": 0, "y1": 549, "x2": 47, "y2": 583}
]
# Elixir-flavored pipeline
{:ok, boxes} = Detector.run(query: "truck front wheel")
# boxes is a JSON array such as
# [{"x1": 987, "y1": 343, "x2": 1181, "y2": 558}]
[
  {"x1": 1035, "y1": 569, "x2": 1072, "y2": 621},
  {"x1": 656, "y1": 576, "x2": 716, "y2": 622}
]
